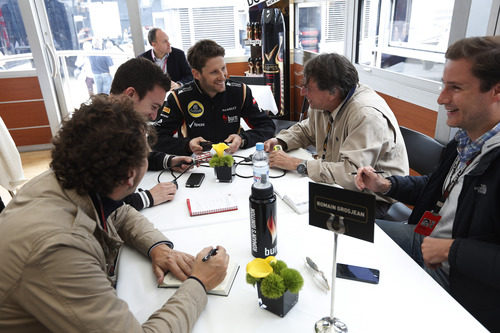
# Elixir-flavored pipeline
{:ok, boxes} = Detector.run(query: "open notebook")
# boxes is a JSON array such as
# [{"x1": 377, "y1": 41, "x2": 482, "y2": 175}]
[
  {"x1": 186, "y1": 193, "x2": 238, "y2": 217},
  {"x1": 273, "y1": 177, "x2": 310, "y2": 214},
  {"x1": 158, "y1": 261, "x2": 240, "y2": 296}
]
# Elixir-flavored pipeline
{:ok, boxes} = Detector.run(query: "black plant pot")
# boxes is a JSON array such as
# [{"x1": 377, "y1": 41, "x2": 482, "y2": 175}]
[
  {"x1": 214, "y1": 165, "x2": 234, "y2": 183},
  {"x1": 257, "y1": 286, "x2": 299, "y2": 317}
]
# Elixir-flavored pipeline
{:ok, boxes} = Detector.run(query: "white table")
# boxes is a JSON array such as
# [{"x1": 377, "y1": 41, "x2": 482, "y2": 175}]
[{"x1": 116, "y1": 149, "x2": 487, "y2": 332}]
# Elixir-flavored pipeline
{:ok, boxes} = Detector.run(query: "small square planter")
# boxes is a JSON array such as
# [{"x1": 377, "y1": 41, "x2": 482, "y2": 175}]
[
  {"x1": 214, "y1": 165, "x2": 235, "y2": 183},
  {"x1": 257, "y1": 286, "x2": 299, "y2": 317}
]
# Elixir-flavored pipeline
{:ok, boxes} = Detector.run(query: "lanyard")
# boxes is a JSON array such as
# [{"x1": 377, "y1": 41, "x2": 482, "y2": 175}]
[
  {"x1": 321, "y1": 87, "x2": 355, "y2": 160},
  {"x1": 432, "y1": 154, "x2": 478, "y2": 213},
  {"x1": 96, "y1": 193, "x2": 108, "y2": 233}
]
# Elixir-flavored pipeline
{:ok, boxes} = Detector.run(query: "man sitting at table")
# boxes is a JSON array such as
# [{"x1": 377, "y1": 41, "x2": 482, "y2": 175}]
[
  {"x1": 138, "y1": 27, "x2": 193, "y2": 90},
  {"x1": 153, "y1": 39, "x2": 276, "y2": 156},
  {"x1": 110, "y1": 58, "x2": 192, "y2": 211},
  {"x1": 355, "y1": 36, "x2": 500, "y2": 331},
  {"x1": 263, "y1": 53, "x2": 408, "y2": 218},
  {"x1": 0, "y1": 95, "x2": 229, "y2": 332}
]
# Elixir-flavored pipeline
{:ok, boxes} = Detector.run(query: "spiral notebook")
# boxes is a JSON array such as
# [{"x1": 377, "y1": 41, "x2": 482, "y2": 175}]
[{"x1": 186, "y1": 193, "x2": 238, "y2": 217}]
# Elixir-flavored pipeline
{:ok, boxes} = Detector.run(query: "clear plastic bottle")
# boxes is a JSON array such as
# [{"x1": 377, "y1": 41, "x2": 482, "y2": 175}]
[{"x1": 252, "y1": 142, "x2": 269, "y2": 188}]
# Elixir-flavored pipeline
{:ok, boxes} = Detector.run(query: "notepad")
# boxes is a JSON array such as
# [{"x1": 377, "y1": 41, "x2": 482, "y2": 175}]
[
  {"x1": 273, "y1": 177, "x2": 310, "y2": 214},
  {"x1": 186, "y1": 194, "x2": 238, "y2": 216},
  {"x1": 158, "y1": 261, "x2": 240, "y2": 296}
]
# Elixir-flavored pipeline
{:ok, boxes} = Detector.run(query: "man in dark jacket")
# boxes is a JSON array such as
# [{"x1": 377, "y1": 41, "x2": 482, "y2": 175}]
[
  {"x1": 110, "y1": 58, "x2": 192, "y2": 211},
  {"x1": 138, "y1": 28, "x2": 193, "y2": 90},
  {"x1": 153, "y1": 39, "x2": 275, "y2": 156},
  {"x1": 355, "y1": 36, "x2": 500, "y2": 331}
]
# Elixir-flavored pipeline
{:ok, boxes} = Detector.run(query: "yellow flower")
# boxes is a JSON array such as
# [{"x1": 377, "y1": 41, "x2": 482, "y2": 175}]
[
  {"x1": 246, "y1": 258, "x2": 273, "y2": 278},
  {"x1": 212, "y1": 142, "x2": 229, "y2": 157},
  {"x1": 265, "y1": 256, "x2": 277, "y2": 264}
]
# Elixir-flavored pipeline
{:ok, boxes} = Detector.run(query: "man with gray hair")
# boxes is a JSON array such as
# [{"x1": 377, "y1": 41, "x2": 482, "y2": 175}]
[{"x1": 264, "y1": 53, "x2": 408, "y2": 218}]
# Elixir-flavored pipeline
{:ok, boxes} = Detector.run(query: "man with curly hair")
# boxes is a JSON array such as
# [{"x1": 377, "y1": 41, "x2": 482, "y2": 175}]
[
  {"x1": 110, "y1": 57, "x2": 192, "y2": 211},
  {"x1": 0, "y1": 95, "x2": 229, "y2": 332}
]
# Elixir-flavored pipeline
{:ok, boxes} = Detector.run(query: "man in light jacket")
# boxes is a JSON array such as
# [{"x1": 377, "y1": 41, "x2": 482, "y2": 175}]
[
  {"x1": 0, "y1": 95, "x2": 228, "y2": 332},
  {"x1": 264, "y1": 53, "x2": 408, "y2": 218}
]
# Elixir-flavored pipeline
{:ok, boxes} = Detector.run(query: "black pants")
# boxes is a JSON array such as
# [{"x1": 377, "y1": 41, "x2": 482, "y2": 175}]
[{"x1": 375, "y1": 201, "x2": 391, "y2": 219}]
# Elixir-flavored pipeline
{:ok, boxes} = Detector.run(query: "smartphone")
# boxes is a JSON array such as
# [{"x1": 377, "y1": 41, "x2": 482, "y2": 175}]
[
  {"x1": 185, "y1": 173, "x2": 205, "y2": 188},
  {"x1": 336, "y1": 263, "x2": 380, "y2": 284}
]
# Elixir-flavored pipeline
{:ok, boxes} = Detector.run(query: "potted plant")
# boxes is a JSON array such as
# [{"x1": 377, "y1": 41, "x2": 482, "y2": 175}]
[
  {"x1": 209, "y1": 142, "x2": 235, "y2": 183},
  {"x1": 246, "y1": 256, "x2": 304, "y2": 317}
]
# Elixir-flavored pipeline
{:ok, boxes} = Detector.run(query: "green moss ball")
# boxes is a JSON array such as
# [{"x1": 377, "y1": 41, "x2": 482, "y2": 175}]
[
  {"x1": 280, "y1": 268, "x2": 304, "y2": 293},
  {"x1": 270, "y1": 260, "x2": 287, "y2": 275},
  {"x1": 260, "y1": 273, "x2": 286, "y2": 299}
]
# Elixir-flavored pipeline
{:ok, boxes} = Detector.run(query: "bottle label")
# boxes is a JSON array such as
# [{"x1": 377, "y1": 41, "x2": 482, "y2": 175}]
[{"x1": 249, "y1": 197, "x2": 277, "y2": 258}]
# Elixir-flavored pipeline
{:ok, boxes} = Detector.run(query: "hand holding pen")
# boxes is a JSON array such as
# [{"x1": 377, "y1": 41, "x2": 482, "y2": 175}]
[
  {"x1": 191, "y1": 246, "x2": 229, "y2": 291},
  {"x1": 202, "y1": 247, "x2": 218, "y2": 262},
  {"x1": 354, "y1": 166, "x2": 392, "y2": 193}
]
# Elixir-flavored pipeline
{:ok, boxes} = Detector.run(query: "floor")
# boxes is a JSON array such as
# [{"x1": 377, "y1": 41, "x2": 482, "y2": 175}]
[{"x1": 0, "y1": 150, "x2": 52, "y2": 206}]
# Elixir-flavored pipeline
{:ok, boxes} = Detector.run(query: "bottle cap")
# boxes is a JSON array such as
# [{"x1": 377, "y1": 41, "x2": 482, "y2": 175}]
[
  {"x1": 251, "y1": 182, "x2": 274, "y2": 199},
  {"x1": 256, "y1": 142, "x2": 264, "y2": 151}
]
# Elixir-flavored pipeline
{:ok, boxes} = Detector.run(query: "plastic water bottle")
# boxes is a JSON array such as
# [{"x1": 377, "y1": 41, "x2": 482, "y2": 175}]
[{"x1": 252, "y1": 142, "x2": 269, "y2": 188}]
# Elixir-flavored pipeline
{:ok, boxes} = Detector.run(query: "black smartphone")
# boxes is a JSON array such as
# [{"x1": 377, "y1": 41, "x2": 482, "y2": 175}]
[
  {"x1": 185, "y1": 173, "x2": 205, "y2": 188},
  {"x1": 336, "y1": 263, "x2": 380, "y2": 284},
  {"x1": 200, "y1": 141, "x2": 213, "y2": 151}
]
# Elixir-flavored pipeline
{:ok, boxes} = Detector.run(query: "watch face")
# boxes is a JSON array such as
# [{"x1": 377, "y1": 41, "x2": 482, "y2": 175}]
[{"x1": 297, "y1": 163, "x2": 306, "y2": 175}]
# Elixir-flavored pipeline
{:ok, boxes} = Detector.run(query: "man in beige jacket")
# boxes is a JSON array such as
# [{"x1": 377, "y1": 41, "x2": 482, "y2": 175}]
[
  {"x1": 0, "y1": 95, "x2": 228, "y2": 332},
  {"x1": 264, "y1": 53, "x2": 408, "y2": 218}
]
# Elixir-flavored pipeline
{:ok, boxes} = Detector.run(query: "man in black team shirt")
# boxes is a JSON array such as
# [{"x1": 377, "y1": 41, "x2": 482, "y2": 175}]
[
  {"x1": 153, "y1": 39, "x2": 275, "y2": 156},
  {"x1": 110, "y1": 58, "x2": 192, "y2": 211}
]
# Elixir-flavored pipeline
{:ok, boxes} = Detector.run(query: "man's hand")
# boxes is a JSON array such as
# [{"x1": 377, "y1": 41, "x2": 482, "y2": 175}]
[
  {"x1": 264, "y1": 138, "x2": 279, "y2": 152},
  {"x1": 224, "y1": 134, "x2": 242, "y2": 154},
  {"x1": 269, "y1": 150, "x2": 302, "y2": 171},
  {"x1": 355, "y1": 166, "x2": 391, "y2": 193},
  {"x1": 191, "y1": 246, "x2": 229, "y2": 291},
  {"x1": 189, "y1": 137, "x2": 208, "y2": 154},
  {"x1": 421, "y1": 237, "x2": 454, "y2": 270},
  {"x1": 150, "y1": 244, "x2": 195, "y2": 284},
  {"x1": 170, "y1": 156, "x2": 193, "y2": 172},
  {"x1": 149, "y1": 182, "x2": 177, "y2": 205}
]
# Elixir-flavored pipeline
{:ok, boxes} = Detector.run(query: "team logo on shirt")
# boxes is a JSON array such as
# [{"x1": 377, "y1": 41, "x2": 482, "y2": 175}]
[
  {"x1": 188, "y1": 101, "x2": 204, "y2": 118},
  {"x1": 222, "y1": 115, "x2": 239, "y2": 124},
  {"x1": 162, "y1": 106, "x2": 170, "y2": 114}
]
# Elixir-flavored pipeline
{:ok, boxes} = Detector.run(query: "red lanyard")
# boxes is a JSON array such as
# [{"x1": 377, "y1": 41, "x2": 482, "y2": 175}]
[{"x1": 96, "y1": 194, "x2": 108, "y2": 233}]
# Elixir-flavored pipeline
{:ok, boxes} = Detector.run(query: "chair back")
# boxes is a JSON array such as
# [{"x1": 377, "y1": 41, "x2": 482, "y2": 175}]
[{"x1": 400, "y1": 126, "x2": 444, "y2": 175}]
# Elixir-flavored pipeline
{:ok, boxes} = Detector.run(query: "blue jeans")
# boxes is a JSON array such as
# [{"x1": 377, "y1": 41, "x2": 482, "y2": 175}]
[
  {"x1": 376, "y1": 219, "x2": 450, "y2": 292},
  {"x1": 94, "y1": 73, "x2": 112, "y2": 94}
]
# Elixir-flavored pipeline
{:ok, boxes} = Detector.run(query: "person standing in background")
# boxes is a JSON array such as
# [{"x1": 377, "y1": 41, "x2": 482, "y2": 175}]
[
  {"x1": 139, "y1": 28, "x2": 193, "y2": 90},
  {"x1": 89, "y1": 38, "x2": 113, "y2": 94}
]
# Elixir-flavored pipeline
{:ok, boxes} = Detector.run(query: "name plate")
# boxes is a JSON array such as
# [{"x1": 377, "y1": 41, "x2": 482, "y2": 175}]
[{"x1": 309, "y1": 183, "x2": 375, "y2": 242}]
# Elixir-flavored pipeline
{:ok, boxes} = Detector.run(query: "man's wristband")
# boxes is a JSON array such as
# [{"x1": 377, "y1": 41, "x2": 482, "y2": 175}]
[{"x1": 188, "y1": 276, "x2": 207, "y2": 292}]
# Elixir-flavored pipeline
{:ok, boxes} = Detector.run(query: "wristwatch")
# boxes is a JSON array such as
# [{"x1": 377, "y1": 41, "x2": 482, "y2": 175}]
[
  {"x1": 296, "y1": 160, "x2": 308, "y2": 175},
  {"x1": 239, "y1": 135, "x2": 246, "y2": 149}
]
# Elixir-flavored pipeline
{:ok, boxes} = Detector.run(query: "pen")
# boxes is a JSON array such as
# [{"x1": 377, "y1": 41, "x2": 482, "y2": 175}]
[
  {"x1": 202, "y1": 247, "x2": 218, "y2": 262},
  {"x1": 350, "y1": 171, "x2": 385, "y2": 175}
]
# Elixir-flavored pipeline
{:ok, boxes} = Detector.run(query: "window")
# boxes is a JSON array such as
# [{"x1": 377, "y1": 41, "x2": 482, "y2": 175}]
[
  {"x1": 141, "y1": 0, "x2": 249, "y2": 57},
  {"x1": 357, "y1": 0, "x2": 454, "y2": 82},
  {"x1": 295, "y1": 0, "x2": 347, "y2": 55}
]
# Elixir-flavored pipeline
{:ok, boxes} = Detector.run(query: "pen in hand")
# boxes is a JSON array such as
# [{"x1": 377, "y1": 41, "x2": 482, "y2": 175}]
[
  {"x1": 350, "y1": 170, "x2": 385, "y2": 175},
  {"x1": 202, "y1": 247, "x2": 218, "y2": 262}
]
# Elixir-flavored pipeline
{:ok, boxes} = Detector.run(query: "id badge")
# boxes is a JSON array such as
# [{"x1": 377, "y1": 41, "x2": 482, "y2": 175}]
[{"x1": 414, "y1": 211, "x2": 442, "y2": 236}]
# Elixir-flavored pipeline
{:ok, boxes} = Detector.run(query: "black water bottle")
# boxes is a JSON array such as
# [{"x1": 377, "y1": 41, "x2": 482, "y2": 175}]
[{"x1": 249, "y1": 182, "x2": 277, "y2": 258}]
